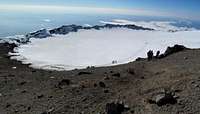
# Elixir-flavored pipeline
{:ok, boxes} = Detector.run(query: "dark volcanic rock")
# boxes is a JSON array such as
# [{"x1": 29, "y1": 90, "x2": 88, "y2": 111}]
[
  {"x1": 127, "y1": 68, "x2": 135, "y2": 75},
  {"x1": 49, "y1": 25, "x2": 83, "y2": 35},
  {"x1": 2, "y1": 43, "x2": 17, "y2": 50},
  {"x1": 24, "y1": 24, "x2": 153, "y2": 40},
  {"x1": 58, "y1": 79, "x2": 71, "y2": 87},
  {"x1": 37, "y1": 94, "x2": 44, "y2": 99},
  {"x1": 26, "y1": 29, "x2": 51, "y2": 39},
  {"x1": 160, "y1": 45, "x2": 186, "y2": 58},
  {"x1": 155, "y1": 92, "x2": 177, "y2": 106},
  {"x1": 99, "y1": 81, "x2": 106, "y2": 88},
  {"x1": 49, "y1": 24, "x2": 153, "y2": 35},
  {"x1": 104, "y1": 89, "x2": 109, "y2": 93},
  {"x1": 103, "y1": 24, "x2": 153, "y2": 30},
  {"x1": 112, "y1": 73, "x2": 121, "y2": 77},
  {"x1": 41, "y1": 111, "x2": 48, "y2": 114},
  {"x1": 78, "y1": 71, "x2": 92, "y2": 75},
  {"x1": 106, "y1": 102, "x2": 128, "y2": 114},
  {"x1": 148, "y1": 90, "x2": 177, "y2": 106},
  {"x1": 18, "y1": 81, "x2": 27, "y2": 86}
]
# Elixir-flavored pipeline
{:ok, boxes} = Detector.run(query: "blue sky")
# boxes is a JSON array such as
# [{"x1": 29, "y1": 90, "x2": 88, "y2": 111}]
[{"x1": 1, "y1": 0, "x2": 200, "y2": 20}]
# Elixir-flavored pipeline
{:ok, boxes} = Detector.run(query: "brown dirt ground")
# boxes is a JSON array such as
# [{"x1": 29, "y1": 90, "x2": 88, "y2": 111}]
[{"x1": 0, "y1": 43, "x2": 200, "y2": 114}]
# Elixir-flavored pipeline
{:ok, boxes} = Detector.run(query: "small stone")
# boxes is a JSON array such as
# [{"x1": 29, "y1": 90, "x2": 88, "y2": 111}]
[
  {"x1": 21, "y1": 90, "x2": 27, "y2": 93},
  {"x1": 50, "y1": 76, "x2": 55, "y2": 79},
  {"x1": 174, "y1": 89, "x2": 182, "y2": 93},
  {"x1": 78, "y1": 72, "x2": 92, "y2": 75},
  {"x1": 127, "y1": 68, "x2": 135, "y2": 75},
  {"x1": 112, "y1": 73, "x2": 121, "y2": 77},
  {"x1": 81, "y1": 85, "x2": 86, "y2": 89},
  {"x1": 27, "y1": 106, "x2": 31, "y2": 111},
  {"x1": 136, "y1": 57, "x2": 143, "y2": 61},
  {"x1": 141, "y1": 76, "x2": 145, "y2": 79},
  {"x1": 104, "y1": 76, "x2": 110, "y2": 80},
  {"x1": 48, "y1": 108, "x2": 55, "y2": 113},
  {"x1": 124, "y1": 104, "x2": 130, "y2": 110},
  {"x1": 99, "y1": 81, "x2": 106, "y2": 88},
  {"x1": 32, "y1": 70, "x2": 36, "y2": 73},
  {"x1": 6, "y1": 104, "x2": 11, "y2": 108},
  {"x1": 146, "y1": 99, "x2": 156, "y2": 104},
  {"x1": 184, "y1": 57, "x2": 188, "y2": 60},
  {"x1": 94, "y1": 83, "x2": 98, "y2": 87},
  {"x1": 48, "y1": 96, "x2": 53, "y2": 98},
  {"x1": 130, "y1": 110, "x2": 135, "y2": 114},
  {"x1": 104, "y1": 89, "x2": 109, "y2": 93},
  {"x1": 0, "y1": 93, "x2": 2, "y2": 97},
  {"x1": 37, "y1": 94, "x2": 44, "y2": 99},
  {"x1": 12, "y1": 67, "x2": 17, "y2": 69},
  {"x1": 15, "y1": 109, "x2": 19, "y2": 113},
  {"x1": 18, "y1": 81, "x2": 27, "y2": 85},
  {"x1": 8, "y1": 74, "x2": 15, "y2": 77},
  {"x1": 194, "y1": 84, "x2": 199, "y2": 87},
  {"x1": 58, "y1": 79, "x2": 71, "y2": 87}
]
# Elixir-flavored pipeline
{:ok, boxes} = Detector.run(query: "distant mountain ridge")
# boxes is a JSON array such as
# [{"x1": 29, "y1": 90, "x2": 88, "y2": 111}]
[
  {"x1": 0, "y1": 23, "x2": 153, "y2": 44},
  {"x1": 26, "y1": 24, "x2": 154, "y2": 39}
]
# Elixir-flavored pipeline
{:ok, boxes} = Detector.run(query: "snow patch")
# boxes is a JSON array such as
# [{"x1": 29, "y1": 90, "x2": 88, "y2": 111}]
[{"x1": 83, "y1": 24, "x2": 92, "y2": 27}]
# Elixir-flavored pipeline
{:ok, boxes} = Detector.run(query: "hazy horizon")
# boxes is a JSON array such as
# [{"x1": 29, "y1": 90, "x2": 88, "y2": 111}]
[{"x1": 1, "y1": 0, "x2": 200, "y2": 37}]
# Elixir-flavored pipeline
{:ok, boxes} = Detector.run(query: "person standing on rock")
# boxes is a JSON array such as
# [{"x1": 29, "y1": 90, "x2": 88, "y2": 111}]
[{"x1": 147, "y1": 50, "x2": 154, "y2": 61}]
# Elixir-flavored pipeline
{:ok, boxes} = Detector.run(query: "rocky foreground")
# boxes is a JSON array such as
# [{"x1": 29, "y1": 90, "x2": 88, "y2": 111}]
[{"x1": 0, "y1": 43, "x2": 200, "y2": 114}]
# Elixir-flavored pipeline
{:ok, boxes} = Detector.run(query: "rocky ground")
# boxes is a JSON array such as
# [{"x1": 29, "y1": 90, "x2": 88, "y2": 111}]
[{"x1": 0, "y1": 43, "x2": 200, "y2": 114}]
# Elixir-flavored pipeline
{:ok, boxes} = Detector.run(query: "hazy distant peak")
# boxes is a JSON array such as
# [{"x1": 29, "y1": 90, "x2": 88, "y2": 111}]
[{"x1": 100, "y1": 19, "x2": 196, "y2": 32}]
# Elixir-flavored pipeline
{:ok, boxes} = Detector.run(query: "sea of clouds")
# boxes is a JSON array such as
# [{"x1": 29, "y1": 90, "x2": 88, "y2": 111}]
[{"x1": 9, "y1": 19, "x2": 200, "y2": 71}]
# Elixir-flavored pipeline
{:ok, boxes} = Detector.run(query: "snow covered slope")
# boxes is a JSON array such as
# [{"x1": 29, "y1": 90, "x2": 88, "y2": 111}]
[{"x1": 10, "y1": 27, "x2": 200, "y2": 71}]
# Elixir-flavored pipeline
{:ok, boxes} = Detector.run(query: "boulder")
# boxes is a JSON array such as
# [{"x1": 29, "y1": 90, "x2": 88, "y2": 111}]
[
  {"x1": 147, "y1": 90, "x2": 177, "y2": 106},
  {"x1": 160, "y1": 45, "x2": 186, "y2": 58},
  {"x1": 155, "y1": 92, "x2": 177, "y2": 106},
  {"x1": 106, "y1": 102, "x2": 125, "y2": 114},
  {"x1": 106, "y1": 102, "x2": 129, "y2": 114}
]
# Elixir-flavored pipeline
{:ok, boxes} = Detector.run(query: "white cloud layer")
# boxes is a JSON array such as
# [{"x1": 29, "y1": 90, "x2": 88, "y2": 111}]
[
  {"x1": 43, "y1": 19, "x2": 51, "y2": 22},
  {"x1": 10, "y1": 24, "x2": 200, "y2": 71}
]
